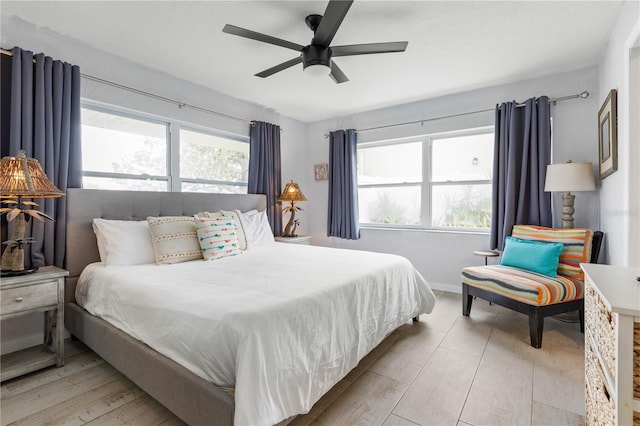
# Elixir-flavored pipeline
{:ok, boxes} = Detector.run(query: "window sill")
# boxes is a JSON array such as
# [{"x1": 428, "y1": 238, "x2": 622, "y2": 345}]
[{"x1": 359, "y1": 225, "x2": 490, "y2": 236}]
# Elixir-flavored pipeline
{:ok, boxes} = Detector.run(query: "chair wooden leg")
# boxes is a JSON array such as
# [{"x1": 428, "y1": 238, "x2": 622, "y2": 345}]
[
  {"x1": 462, "y1": 284, "x2": 473, "y2": 316},
  {"x1": 528, "y1": 309, "x2": 543, "y2": 349}
]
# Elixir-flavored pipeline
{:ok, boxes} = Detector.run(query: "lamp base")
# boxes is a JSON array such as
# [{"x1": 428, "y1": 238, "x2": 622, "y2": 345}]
[
  {"x1": 0, "y1": 267, "x2": 38, "y2": 278},
  {"x1": 561, "y1": 193, "x2": 575, "y2": 229},
  {"x1": 283, "y1": 205, "x2": 297, "y2": 237}
]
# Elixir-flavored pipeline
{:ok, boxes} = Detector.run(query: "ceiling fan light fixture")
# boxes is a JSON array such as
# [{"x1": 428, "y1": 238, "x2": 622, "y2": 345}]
[
  {"x1": 223, "y1": 0, "x2": 408, "y2": 83},
  {"x1": 302, "y1": 45, "x2": 332, "y2": 77},
  {"x1": 304, "y1": 63, "x2": 331, "y2": 77}
]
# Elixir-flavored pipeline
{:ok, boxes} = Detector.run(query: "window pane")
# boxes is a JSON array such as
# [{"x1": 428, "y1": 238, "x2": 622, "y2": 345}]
[
  {"x1": 359, "y1": 186, "x2": 421, "y2": 225},
  {"x1": 180, "y1": 129, "x2": 249, "y2": 183},
  {"x1": 83, "y1": 176, "x2": 168, "y2": 192},
  {"x1": 358, "y1": 142, "x2": 421, "y2": 184},
  {"x1": 181, "y1": 182, "x2": 246, "y2": 194},
  {"x1": 432, "y1": 133, "x2": 493, "y2": 182},
  {"x1": 431, "y1": 184, "x2": 492, "y2": 228},
  {"x1": 81, "y1": 108, "x2": 167, "y2": 176}
]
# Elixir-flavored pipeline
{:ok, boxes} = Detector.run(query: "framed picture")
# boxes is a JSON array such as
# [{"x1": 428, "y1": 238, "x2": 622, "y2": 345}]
[
  {"x1": 598, "y1": 89, "x2": 617, "y2": 180},
  {"x1": 314, "y1": 163, "x2": 328, "y2": 181}
]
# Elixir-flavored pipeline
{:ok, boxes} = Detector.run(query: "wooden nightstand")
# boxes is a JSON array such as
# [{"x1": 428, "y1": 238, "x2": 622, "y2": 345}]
[
  {"x1": 1, "y1": 266, "x2": 68, "y2": 381},
  {"x1": 275, "y1": 235, "x2": 312, "y2": 245}
]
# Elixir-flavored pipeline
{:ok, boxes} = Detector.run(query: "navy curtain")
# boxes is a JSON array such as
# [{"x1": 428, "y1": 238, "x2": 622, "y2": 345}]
[
  {"x1": 248, "y1": 121, "x2": 282, "y2": 236},
  {"x1": 327, "y1": 129, "x2": 360, "y2": 240},
  {"x1": 2, "y1": 47, "x2": 82, "y2": 268},
  {"x1": 490, "y1": 96, "x2": 552, "y2": 250}
]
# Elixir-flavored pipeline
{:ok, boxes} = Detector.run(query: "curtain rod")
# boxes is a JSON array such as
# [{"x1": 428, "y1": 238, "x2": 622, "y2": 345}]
[
  {"x1": 1, "y1": 47, "x2": 255, "y2": 127},
  {"x1": 323, "y1": 90, "x2": 590, "y2": 138}
]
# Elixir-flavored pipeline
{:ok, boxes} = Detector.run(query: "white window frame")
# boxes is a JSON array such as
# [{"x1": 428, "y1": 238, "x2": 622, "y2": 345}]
[
  {"x1": 80, "y1": 101, "x2": 249, "y2": 193},
  {"x1": 357, "y1": 136, "x2": 425, "y2": 229},
  {"x1": 81, "y1": 103, "x2": 172, "y2": 190},
  {"x1": 177, "y1": 124, "x2": 249, "y2": 193},
  {"x1": 357, "y1": 126, "x2": 494, "y2": 232}
]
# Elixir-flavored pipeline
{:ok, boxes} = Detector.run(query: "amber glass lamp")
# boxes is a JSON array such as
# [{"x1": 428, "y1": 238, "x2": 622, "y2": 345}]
[
  {"x1": 277, "y1": 180, "x2": 307, "y2": 237},
  {"x1": 0, "y1": 151, "x2": 64, "y2": 276}
]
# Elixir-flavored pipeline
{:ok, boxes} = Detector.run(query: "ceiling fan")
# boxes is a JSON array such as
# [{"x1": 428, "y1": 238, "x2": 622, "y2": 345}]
[{"x1": 222, "y1": 0, "x2": 408, "y2": 84}]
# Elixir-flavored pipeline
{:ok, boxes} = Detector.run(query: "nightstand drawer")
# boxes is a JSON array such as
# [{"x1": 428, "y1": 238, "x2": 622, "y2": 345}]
[{"x1": 1, "y1": 281, "x2": 58, "y2": 315}]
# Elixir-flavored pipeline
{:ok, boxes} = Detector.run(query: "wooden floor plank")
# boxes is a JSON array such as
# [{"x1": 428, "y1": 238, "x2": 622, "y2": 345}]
[
  {"x1": 310, "y1": 372, "x2": 407, "y2": 426},
  {"x1": 459, "y1": 331, "x2": 535, "y2": 426},
  {"x1": 382, "y1": 413, "x2": 420, "y2": 426},
  {"x1": 439, "y1": 314, "x2": 494, "y2": 357},
  {"x1": 85, "y1": 393, "x2": 184, "y2": 426},
  {"x1": 1, "y1": 363, "x2": 124, "y2": 424},
  {"x1": 9, "y1": 376, "x2": 144, "y2": 426},
  {"x1": 531, "y1": 401, "x2": 585, "y2": 425},
  {"x1": 1, "y1": 351, "x2": 105, "y2": 399},
  {"x1": 532, "y1": 340, "x2": 585, "y2": 416},
  {"x1": 392, "y1": 346, "x2": 481, "y2": 425},
  {"x1": 368, "y1": 323, "x2": 445, "y2": 385}
]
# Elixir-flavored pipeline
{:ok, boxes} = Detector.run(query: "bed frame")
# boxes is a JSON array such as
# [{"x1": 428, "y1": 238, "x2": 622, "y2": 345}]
[{"x1": 64, "y1": 189, "x2": 267, "y2": 425}]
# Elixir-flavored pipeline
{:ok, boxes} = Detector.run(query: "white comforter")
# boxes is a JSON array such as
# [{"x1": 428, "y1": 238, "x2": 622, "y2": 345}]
[{"x1": 76, "y1": 243, "x2": 435, "y2": 426}]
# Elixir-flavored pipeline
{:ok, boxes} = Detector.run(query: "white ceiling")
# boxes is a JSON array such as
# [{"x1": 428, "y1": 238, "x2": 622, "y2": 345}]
[{"x1": 1, "y1": 1, "x2": 625, "y2": 123}]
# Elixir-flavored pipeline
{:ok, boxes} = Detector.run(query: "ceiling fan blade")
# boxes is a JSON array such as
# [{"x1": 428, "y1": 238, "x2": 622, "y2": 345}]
[
  {"x1": 329, "y1": 60, "x2": 349, "y2": 84},
  {"x1": 255, "y1": 56, "x2": 303, "y2": 78},
  {"x1": 223, "y1": 24, "x2": 304, "y2": 52},
  {"x1": 312, "y1": 0, "x2": 354, "y2": 47},
  {"x1": 331, "y1": 41, "x2": 408, "y2": 57}
]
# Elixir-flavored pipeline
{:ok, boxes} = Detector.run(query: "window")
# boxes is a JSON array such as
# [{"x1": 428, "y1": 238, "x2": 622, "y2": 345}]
[
  {"x1": 357, "y1": 128, "x2": 494, "y2": 230},
  {"x1": 430, "y1": 132, "x2": 493, "y2": 229},
  {"x1": 81, "y1": 106, "x2": 169, "y2": 191},
  {"x1": 358, "y1": 140, "x2": 423, "y2": 225},
  {"x1": 81, "y1": 104, "x2": 249, "y2": 193},
  {"x1": 179, "y1": 128, "x2": 249, "y2": 194}
]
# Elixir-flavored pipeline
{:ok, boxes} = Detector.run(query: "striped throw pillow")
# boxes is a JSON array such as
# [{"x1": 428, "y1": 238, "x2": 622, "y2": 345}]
[
  {"x1": 147, "y1": 216, "x2": 203, "y2": 264},
  {"x1": 195, "y1": 213, "x2": 242, "y2": 261},
  {"x1": 195, "y1": 210, "x2": 248, "y2": 250},
  {"x1": 511, "y1": 225, "x2": 594, "y2": 280}
]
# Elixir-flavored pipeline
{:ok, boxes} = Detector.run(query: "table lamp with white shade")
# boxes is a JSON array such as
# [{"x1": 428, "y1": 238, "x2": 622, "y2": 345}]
[{"x1": 544, "y1": 161, "x2": 596, "y2": 228}]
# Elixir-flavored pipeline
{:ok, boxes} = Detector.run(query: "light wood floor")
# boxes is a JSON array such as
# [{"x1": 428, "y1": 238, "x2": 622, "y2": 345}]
[{"x1": 1, "y1": 291, "x2": 586, "y2": 425}]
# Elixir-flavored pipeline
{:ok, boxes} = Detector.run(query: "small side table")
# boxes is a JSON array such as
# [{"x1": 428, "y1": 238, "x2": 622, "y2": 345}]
[
  {"x1": 1, "y1": 266, "x2": 68, "y2": 381},
  {"x1": 275, "y1": 235, "x2": 312, "y2": 245},
  {"x1": 473, "y1": 250, "x2": 499, "y2": 265}
]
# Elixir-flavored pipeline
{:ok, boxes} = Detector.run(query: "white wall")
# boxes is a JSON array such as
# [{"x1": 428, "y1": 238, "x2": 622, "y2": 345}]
[
  {"x1": 304, "y1": 68, "x2": 602, "y2": 292},
  {"x1": 597, "y1": 0, "x2": 640, "y2": 266},
  {"x1": 0, "y1": 16, "x2": 308, "y2": 354}
]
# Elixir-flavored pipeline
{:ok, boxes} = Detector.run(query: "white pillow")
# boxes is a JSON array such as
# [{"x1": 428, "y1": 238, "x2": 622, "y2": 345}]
[
  {"x1": 147, "y1": 216, "x2": 203, "y2": 264},
  {"x1": 195, "y1": 210, "x2": 248, "y2": 250},
  {"x1": 92, "y1": 219, "x2": 156, "y2": 265},
  {"x1": 194, "y1": 214, "x2": 243, "y2": 260},
  {"x1": 242, "y1": 210, "x2": 275, "y2": 247}
]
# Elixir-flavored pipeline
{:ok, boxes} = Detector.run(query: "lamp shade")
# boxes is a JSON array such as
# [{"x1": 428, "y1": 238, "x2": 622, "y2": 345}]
[
  {"x1": 278, "y1": 180, "x2": 307, "y2": 203},
  {"x1": 303, "y1": 64, "x2": 331, "y2": 78},
  {"x1": 544, "y1": 162, "x2": 596, "y2": 192},
  {"x1": 0, "y1": 151, "x2": 64, "y2": 198}
]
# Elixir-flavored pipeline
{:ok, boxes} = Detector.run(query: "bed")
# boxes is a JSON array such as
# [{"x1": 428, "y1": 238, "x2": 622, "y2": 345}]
[{"x1": 64, "y1": 189, "x2": 435, "y2": 426}]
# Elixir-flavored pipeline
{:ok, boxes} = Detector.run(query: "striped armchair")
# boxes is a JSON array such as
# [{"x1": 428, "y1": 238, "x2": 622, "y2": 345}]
[{"x1": 462, "y1": 225, "x2": 603, "y2": 348}]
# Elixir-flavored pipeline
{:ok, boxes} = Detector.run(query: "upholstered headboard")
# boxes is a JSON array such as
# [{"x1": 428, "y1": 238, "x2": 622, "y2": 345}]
[{"x1": 64, "y1": 189, "x2": 267, "y2": 303}]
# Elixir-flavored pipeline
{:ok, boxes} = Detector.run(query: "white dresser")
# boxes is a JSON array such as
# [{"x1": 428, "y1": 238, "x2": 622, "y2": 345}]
[{"x1": 581, "y1": 264, "x2": 640, "y2": 425}]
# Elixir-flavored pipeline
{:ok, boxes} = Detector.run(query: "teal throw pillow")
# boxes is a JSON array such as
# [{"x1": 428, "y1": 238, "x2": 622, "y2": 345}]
[{"x1": 499, "y1": 236, "x2": 564, "y2": 277}]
